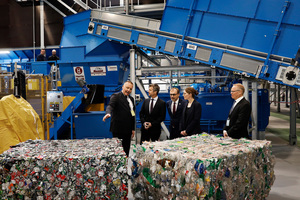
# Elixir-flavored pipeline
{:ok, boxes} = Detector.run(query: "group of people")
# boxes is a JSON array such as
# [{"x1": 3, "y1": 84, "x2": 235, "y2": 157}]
[
  {"x1": 103, "y1": 81, "x2": 251, "y2": 156},
  {"x1": 37, "y1": 49, "x2": 60, "y2": 61}
]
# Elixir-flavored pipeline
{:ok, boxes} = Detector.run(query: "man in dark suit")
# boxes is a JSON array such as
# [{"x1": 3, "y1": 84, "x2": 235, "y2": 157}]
[
  {"x1": 223, "y1": 83, "x2": 251, "y2": 139},
  {"x1": 36, "y1": 49, "x2": 47, "y2": 61},
  {"x1": 103, "y1": 81, "x2": 135, "y2": 156},
  {"x1": 166, "y1": 87, "x2": 186, "y2": 139},
  {"x1": 48, "y1": 49, "x2": 60, "y2": 61},
  {"x1": 140, "y1": 84, "x2": 166, "y2": 144}
]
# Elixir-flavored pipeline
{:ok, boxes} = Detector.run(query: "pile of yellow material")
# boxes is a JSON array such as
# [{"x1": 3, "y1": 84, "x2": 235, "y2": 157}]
[{"x1": 0, "y1": 95, "x2": 44, "y2": 154}]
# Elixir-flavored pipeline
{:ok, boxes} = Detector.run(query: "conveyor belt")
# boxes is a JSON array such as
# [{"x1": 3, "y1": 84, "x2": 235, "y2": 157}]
[{"x1": 87, "y1": 9, "x2": 300, "y2": 89}]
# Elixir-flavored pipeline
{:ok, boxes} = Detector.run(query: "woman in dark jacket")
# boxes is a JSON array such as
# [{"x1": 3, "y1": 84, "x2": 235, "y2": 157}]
[{"x1": 180, "y1": 87, "x2": 202, "y2": 136}]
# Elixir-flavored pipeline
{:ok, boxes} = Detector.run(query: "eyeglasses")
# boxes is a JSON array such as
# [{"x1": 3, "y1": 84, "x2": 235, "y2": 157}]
[
  {"x1": 170, "y1": 93, "x2": 178, "y2": 96},
  {"x1": 230, "y1": 90, "x2": 240, "y2": 93}
]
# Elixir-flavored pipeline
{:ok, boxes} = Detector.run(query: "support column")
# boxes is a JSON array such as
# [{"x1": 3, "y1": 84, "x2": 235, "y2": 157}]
[
  {"x1": 274, "y1": 83, "x2": 277, "y2": 106},
  {"x1": 130, "y1": 48, "x2": 136, "y2": 99},
  {"x1": 251, "y1": 82, "x2": 258, "y2": 140},
  {"x1": 211, "y1": 68, "x2": 216, "y2": 86},
  {"x1": 130, "y1": 48, "x2": 137, "y2": 144},
  {"x1": 40, "y1": 0, "x2": 45, "y2": 48},
  {"x1": 125, "y1": 0, "x2": 129, "y2": 15},
  {"x1": 286, "y1": 87, "x2": 289, "y2": 108},
  {"x1": 242, "y1": 80, "x2": 249, "y2": 101},
  {"x1": 289, "y1": 88, "x2": 297, "y2": 145},
  {"x1": 137, "y1": 53, "x2": 142, "y2": 70},
  {"x1": 277, "y1": 84, "x2": 281, "y2": 112}
]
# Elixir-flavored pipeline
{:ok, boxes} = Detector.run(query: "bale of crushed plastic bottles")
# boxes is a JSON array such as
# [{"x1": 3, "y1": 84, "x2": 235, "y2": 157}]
[
  {"x1": 131, "y1": 133, "x2": 275, "y2": 200},
  {"x1": 0, "y1": 138, "x2": 128, "y2": 199}
]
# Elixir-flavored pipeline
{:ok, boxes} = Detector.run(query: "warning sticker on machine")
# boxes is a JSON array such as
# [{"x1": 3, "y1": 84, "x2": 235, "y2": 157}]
[
  {"x1": 73, "y1": 66, "x2": 85, "y2": 81},
  {"x1": 90, "y1": 66, "x2": 106, "y2": 76}
]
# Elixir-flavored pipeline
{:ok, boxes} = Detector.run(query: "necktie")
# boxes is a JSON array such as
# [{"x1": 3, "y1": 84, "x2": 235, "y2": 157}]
[
  {"x1": 173, "y1": 102, "x2": 176, "y2": 114},
  {"x1": 229, "y1": 100, "x2": 236, "y2": 114},
  {"x1": 150, "y1": 99, "x2": 154, "y2": 113}
]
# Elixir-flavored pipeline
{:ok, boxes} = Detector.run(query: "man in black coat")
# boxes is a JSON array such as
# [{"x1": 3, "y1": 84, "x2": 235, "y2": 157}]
[
  {"x1": 103, "y1": 81, "x2": 135, "y2": 156},
  {"x1": 36, "y1": 49, "x2": 47, "y2": 61},
  {"x1": 140, "y1": 84, "x2": 166, "y2": 144},
  {"x1": 223, "y1": 83, "x2": 251, "y2": 139},
  {"x1": 166, "y1": 88, "x2": 186, "y2": 139},
  {"x1": 48, "y1": 49, "x2": 60, "y2": 61}
]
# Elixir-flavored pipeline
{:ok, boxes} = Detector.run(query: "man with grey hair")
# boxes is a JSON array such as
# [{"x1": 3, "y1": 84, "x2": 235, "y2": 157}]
[
  {"x1": 48, "y1": 49, "x2": 60, "y2": 61},
  {"x1": 223, "y1": 83, "x2": 251, "y2": 139},
  {"x1": 103, "y1": 81, "x2": 135, "y2": 156}
]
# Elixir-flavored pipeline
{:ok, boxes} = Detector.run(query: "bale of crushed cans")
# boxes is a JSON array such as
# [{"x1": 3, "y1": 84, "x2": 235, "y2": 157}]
[
  {"x1": 0, "y1": 138, "x2": 128, "y2": 199},
  {"x1": 131, "y1": 133, "x2": 275, "y2": 200}
]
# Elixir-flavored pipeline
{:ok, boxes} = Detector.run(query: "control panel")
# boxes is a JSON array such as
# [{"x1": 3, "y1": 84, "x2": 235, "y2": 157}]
[{"x1": 47, "y1": 91, "x2": 63, "y2": 113}]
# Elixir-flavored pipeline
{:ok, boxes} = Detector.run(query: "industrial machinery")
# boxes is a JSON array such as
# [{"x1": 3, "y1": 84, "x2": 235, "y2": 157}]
[{"x1": 1, "y1": 0, "x2": 300, "y2": 140}]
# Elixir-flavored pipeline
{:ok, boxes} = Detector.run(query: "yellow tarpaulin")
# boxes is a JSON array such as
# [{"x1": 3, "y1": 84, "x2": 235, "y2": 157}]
[{"x1": 0, "y1": 95, "x2": 44, "y2": 154}]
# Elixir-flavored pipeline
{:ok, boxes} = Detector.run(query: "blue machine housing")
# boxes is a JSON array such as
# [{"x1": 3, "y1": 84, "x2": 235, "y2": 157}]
[
  {"x1": 52, "y1": 6, "x2": 273, "y2": 139},
  {"x1": 161, "y1": 0, "x2": 300, "y2": 59},
  {"x1": 58, "y1": 10, "x2": 131, "y2": 96}
]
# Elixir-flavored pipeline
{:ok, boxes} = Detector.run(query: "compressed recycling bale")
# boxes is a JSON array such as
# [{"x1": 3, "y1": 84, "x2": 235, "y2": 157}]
[
  {"x1": 0, "y1": 138, "x2": 128, "y2": 199},
  {"x1": 131, "y1": 133, "x2": 275, "y2": 200}
]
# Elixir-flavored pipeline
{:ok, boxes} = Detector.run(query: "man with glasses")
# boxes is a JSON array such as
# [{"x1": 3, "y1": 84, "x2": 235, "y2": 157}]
[
  {"x1": 166, "y1": 88, "x2": 187, "y2": 139},
  {"x1": 223, "y1": 83, "x2": 251, "y2": 139}
]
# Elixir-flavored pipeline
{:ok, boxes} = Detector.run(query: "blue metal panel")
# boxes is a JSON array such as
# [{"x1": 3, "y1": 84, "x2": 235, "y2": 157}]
[
  {"x1": 209, "y1": 0, "x2": 260, "y2": 18},
  {"x1": 74, "y1": 111, "x2": 112, "y2": 139},
  {"x1": 256, "y1": 0, "x2": 285, "y2": 22},
  {"x1": 197, "y1": 13, "x2": 249, "y2": 47},
  {"x1": 161, "y1": 0, "x2": 300, "y2": 59},
  {"x1": 198, "y1": 93, "x2": 232, "y2": 121},
  {"x1": 59, "y1": 62, "x2": 125, "y2": 88},
  {"x1": 60, "y1": 47, "x2": 85, "y2": 62},
  {"x1": 160, "y1": 8, "x2": 188, "y2": 35},
  {"x1": 272, "y1": 24, "x2": 300, "y2": 57},
  {"x1": 242, "y1": 20, "x2": 276, "y2": 54},
  {"x1": 60, "y1": 12, "x2": 91, "y2": 48},
  {"x1": 166, "y1": 0, "x2": 194, "y2": 9},
  {"x1": 31, "y1": 62, "x2": 51, "y2": 74},
  {"x1": 188, "y1": 11, "x2": 204, "y2": 38}
]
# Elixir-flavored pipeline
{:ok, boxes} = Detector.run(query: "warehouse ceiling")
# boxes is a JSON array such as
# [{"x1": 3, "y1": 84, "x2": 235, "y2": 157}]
[{"x1": 0, "y1": 0, "x2": 163, "y2": 49}]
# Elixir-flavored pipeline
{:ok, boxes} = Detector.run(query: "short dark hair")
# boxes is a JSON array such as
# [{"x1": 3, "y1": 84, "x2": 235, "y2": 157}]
[{"x1": 149, "y1": 84, "x2": 160, "y2": 94}]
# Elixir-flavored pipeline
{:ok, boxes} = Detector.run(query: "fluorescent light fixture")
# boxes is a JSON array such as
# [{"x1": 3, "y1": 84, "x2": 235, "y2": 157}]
[{"x1": 0, "y1": 51, "x2": 10, "y2": 54}]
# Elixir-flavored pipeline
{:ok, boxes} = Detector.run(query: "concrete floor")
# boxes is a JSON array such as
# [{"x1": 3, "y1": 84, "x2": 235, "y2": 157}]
[
  {"x1": 265, "y1": 132, "x2": 300, "y2": 200},
  {"x1": 266, "y1": 104, "x2": 300, "y2": 200},
  {"x1": 127, "y1": 104, "x2": 300, "y2": 199}
]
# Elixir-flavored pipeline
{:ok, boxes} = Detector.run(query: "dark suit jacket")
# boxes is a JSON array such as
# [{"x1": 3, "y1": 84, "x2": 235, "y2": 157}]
[
  {"x1": 106, "y1": 92, "x2": 135, "y2": 138},
  {"x1": 224, "y1": 97, "x2": 251, "y2": 139},
  {"x1": 140, "y1": 97, "x2": 166, "y2": 135},
  {"x1": 37, "y1": 54, "x2": 47, "y2": 61},
  {"x1": 167, "y1": 98, "x2": 187, "y2": 139},
  {"x1": 180, "y1": 100, "x2": 202, "y2": 135}
]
